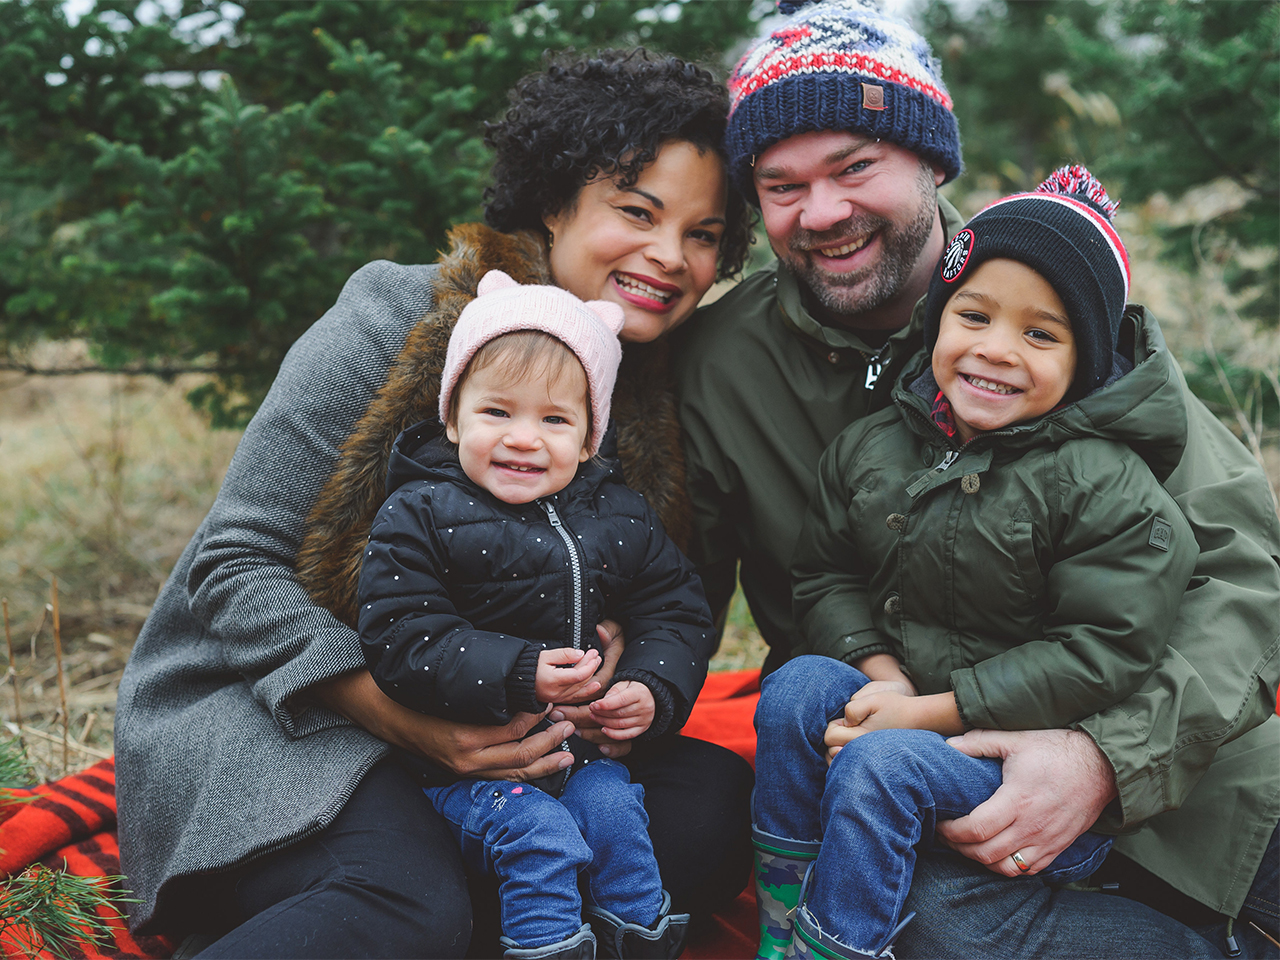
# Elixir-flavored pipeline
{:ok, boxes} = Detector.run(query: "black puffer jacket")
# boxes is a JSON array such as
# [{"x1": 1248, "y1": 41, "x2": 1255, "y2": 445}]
[{"x1": 357, "y1": 418, "x2": 713, "y2": 743}]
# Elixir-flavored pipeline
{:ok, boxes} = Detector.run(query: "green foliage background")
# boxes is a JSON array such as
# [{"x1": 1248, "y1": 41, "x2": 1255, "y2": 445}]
[{"x1": 1, "y1": 0, "x2": 1275, "y2": 427}]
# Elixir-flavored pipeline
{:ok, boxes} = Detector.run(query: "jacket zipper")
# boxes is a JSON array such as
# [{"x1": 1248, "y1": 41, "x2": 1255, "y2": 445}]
[
  {"x1": 540, "y1": 498, "x2": 584, "y2": 650},
  {"x1": 539, "y1": 497, "x2": 583, "y2": 792}
]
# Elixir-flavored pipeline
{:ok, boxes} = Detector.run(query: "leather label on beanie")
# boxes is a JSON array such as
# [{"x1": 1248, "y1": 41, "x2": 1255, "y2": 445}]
[
  {"x1": 861, "y1": 82, "x2": 886, "y2": 111},
  {"x1": 941, "y1": 229, "x2": 974, "y2": 282}
]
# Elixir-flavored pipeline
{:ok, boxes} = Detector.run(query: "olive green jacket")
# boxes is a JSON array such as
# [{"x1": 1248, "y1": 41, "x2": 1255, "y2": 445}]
[
  {"x1": 675, "y1": 248, "x2": 1280, "y2": 914},
  {"x1": 792, "y1": 311, "x2": 1200, "y2": 735},
  {"x1": 673, "y1": 198, "x2": 968, "y2": 670}
]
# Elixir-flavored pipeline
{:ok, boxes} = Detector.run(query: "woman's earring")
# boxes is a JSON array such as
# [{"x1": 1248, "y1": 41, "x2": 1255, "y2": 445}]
[{"x1": 547, "y1": 232, "x2": 555, "y2": 250}]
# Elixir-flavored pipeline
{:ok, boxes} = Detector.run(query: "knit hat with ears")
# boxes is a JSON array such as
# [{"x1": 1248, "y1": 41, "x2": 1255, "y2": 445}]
[
  {"x1": 923, "y1": 165, "x2": 1132, "y2": 404},
  {"x1": 439, "y1": 270, "x2": 625, "y2": 456},
  {"x1": 725, "y1": 0, "x2": 962, "y2": 203}
]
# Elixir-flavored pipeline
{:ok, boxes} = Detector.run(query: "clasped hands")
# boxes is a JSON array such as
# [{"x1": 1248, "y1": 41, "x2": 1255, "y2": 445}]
[{"x1": 535, "y1": 622, "x2": 655, "y2": 743}]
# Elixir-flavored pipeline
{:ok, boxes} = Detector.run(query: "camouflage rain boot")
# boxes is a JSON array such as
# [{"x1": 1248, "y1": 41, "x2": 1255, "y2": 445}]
[
  {"x1": 786, "y1": 865, "x2": 914, "y2": 960},
  {"x1": 753, "y1": 826, "x2": 820, "y2": 960}
]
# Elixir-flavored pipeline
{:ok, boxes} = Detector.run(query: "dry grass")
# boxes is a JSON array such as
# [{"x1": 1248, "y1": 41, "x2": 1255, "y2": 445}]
[{"x1": 0, "y1": 345, "x2": 239, "y2": 779}]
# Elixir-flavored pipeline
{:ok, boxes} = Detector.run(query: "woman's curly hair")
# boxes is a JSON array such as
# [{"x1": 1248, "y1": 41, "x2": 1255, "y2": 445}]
[{"x1": 484, "y1": 48, "x2": 752, "y2": 280}]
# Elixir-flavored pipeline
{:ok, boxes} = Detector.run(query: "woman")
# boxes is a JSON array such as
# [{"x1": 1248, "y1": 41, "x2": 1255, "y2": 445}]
[{"x1": 114, "y1": 49, "x2": 754, "y2": 959}]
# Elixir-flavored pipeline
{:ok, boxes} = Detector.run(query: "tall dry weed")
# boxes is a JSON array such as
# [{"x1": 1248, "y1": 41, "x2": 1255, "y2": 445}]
[{"x1": 1, "y1": 345, "x2": 240, "y2": 771}]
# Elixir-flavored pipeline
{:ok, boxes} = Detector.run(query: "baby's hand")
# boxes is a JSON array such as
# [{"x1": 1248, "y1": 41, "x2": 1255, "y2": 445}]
[
  {"x1": 587, "y1": 680, "x2": 655, "y2": 741},
  {"x1": 534, "y1": 648, "x2": 602, "y2": 704}
]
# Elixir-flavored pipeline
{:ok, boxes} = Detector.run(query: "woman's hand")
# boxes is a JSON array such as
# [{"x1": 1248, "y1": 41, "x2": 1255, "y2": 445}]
[
  {"x1": 587, "y1": 680, "x2": 655, "y2": 740},
  {"x1": 548, "y1": 621, "x2": 633, "y2": 756},
  {"x1": 311, "y1": 669, "x2": 576, "y2": 781}
]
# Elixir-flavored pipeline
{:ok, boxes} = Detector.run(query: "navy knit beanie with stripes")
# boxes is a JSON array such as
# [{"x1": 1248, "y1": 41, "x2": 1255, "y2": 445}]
[
  {"x1": 924, "y1": 166, "x2": 1133, "y2": 404},
  {"x1": 726, "y1": 0, "x2": 962, "y2": 204}
]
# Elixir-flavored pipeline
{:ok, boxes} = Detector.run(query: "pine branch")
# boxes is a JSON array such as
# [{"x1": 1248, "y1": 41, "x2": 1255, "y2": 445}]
[{"x1": 0, "y1": 865, "x2": 134, "y2": 960}]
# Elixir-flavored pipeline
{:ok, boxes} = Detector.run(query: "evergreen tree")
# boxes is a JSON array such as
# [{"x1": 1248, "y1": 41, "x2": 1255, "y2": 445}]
[
  {"x1": 1, "y1": 0, "x2": 759, "y2": 425},
  {"x1": 920, "y1": 0, "x2": 1277, "y2": 330}
]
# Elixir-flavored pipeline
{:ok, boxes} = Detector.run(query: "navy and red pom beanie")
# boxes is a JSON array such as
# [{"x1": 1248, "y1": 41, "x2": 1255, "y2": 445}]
[{"x1": 923, "y1": 165, "x2": 1132, "y2": 403}]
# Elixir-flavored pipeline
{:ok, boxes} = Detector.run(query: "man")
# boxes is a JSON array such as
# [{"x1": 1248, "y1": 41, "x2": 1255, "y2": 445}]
[{"x1": 672, "y1": 1, "x2": 1280, "y2": 957}]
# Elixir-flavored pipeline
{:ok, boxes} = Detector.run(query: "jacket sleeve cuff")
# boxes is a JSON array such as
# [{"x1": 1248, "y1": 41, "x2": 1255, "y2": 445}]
[
  {"x1": 613, "y1": 669, "x2": 676, "y2": 739},
  {"x1": 505, "y1": 645, "x2": 545, "y2": 716},
  {"x1": 950, "y1": 667, "x2": 997, "y2": 731},
  {"x1": 840, "y1": 640, "x2": 896, "y2": 667}
]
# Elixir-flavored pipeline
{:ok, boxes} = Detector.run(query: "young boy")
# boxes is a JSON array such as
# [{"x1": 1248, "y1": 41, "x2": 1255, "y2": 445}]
[
  {"x1": 357, "y1": 270, "x2": 712, "y2": 959},
  {"x1": 751, "y1": 168, "x2": 1200, "y2": 960}
]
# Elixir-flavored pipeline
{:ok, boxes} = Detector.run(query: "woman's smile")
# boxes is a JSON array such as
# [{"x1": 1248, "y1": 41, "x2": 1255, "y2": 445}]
[{"x1": 545, "y1": 140, "x2": 728, "y2": 343}]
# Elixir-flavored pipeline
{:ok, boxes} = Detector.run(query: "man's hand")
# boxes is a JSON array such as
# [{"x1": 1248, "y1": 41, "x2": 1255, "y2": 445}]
[
  {"x1": 549, "y1": 621, "x2": 632, "y2": 757},
  {"x1": 535, "y1": 647, "x2": 602, "y2": 704},
  {"x1": 310, "y1": 669, "x2": 576, "y2": 782},
  {"x1": 588, "y1": 680, "x2": 655, "y2": 740},
  {"x1": 936, "y1": 728, "x2": 1118, "y2": 876}
]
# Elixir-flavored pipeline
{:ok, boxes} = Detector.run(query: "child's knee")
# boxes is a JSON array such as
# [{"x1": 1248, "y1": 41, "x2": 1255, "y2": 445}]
[{"x1": 758, "y1": 656, "x2": 867, "y2": 730}]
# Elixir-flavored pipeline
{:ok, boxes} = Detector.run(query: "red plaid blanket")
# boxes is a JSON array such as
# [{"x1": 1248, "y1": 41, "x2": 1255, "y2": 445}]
[{"x1": 0, "y1": 670, "x2": 765, "y2": 959}]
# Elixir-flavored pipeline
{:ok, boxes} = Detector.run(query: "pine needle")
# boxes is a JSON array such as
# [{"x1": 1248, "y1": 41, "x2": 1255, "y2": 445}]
[
  {"x1": 0, "y1": 864, "x2": 134, "y2": 960},
  {"x1": 0, "y1": 736, "x2": 35, "y2": 795}
]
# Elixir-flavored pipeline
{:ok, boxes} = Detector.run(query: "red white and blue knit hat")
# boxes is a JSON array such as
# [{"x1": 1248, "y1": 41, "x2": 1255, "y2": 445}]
[
  {"x1": 726, "y1": 0, "x2": 961, "y2": 203},
  {"x1": 924, "y1": 165, "x2": 1132, "y2": 403}
]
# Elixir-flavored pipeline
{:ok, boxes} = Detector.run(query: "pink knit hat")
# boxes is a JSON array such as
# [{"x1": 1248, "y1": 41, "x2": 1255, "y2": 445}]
[{"x1": 438, "y1": 270, "x2": 625, "y2": 456}]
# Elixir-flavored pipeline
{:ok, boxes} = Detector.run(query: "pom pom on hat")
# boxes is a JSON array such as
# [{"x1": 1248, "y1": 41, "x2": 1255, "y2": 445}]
[
  {"x1": 439, "y1": 271, "x2": 625, "y2": 456},
  {"x1": 726, "y1": 0, "x2": 961, "y2": 203},
  {"x1": 923, "y1": 165, "x2": 1131, "y2": 404}
]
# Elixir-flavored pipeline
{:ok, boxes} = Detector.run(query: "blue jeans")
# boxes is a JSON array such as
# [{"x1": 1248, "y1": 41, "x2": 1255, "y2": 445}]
[
  {"x1": 754, "y1": 657, "x2": 1113, "y2": 954},
  {"x1": 896, "y1": 828, "x2": 1279, "y2": 959},
  {"x1": 426, "y1": 758, "x2": 663, "y2": 950}
]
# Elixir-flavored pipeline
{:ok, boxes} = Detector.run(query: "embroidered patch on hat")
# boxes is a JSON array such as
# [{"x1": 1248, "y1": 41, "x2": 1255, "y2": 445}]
[
  {"x1": 941, "y1": 229, "x2": 974, "y2": 283},
  {"x1": 862, "y1": 82, "x2": 886, "y2": 111},
  {"x1": 1148, "y1": 517, "x2": 1173, "y2": 552}
]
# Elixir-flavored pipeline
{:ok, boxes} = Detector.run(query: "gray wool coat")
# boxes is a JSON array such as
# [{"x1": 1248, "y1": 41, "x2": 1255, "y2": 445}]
[{"x1": 115, "y1": 261, "x2": 440, "y2": 932}]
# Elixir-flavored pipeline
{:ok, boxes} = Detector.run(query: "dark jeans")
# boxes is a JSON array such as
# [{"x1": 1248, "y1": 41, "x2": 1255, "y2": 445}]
[
  {"x1": 896, "y1": 820, "x2": 1279, "y2": 960},
  {"x1": 193, "y1": 736, "x2": 753, "y2": 959}
]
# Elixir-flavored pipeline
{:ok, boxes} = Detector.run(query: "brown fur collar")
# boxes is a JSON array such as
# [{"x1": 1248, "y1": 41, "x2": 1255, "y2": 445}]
[{"x1": 297, "y1": 222, "x2": 691, "y2": 627}]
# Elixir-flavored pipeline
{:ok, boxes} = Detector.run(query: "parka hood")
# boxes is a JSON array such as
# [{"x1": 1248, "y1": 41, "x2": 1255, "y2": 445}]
[{"x1": 895, "y1": 305, "x2": 1188, "y2": 483}]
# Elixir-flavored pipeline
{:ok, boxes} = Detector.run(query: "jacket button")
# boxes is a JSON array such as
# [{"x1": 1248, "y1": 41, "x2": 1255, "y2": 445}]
[
  {"x1": 922, "y1": 448, "x2": 935, "y2": 467},
  {"x1": 827, "y1": 351, "x2": 840, "y2": 364},
  {"x1": 886, "y1": 513, "x2": 907, "y2": 532},
  {"x1": 884, "y1": 593, "x2": 901, "y2": 616},
  {"x1": 961, "y1": 473, "x2": 981, "y2": 494}
]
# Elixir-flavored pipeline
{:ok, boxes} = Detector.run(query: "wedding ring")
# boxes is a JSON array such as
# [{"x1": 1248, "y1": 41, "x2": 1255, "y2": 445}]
[{"x1": 1011, "y1": 850, "x2": 1031, "y2": 873}]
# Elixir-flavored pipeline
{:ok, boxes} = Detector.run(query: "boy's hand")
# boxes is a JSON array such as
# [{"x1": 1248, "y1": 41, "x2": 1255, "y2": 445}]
[
  {"x1": 852, "y1": 653, "x2": 918, "y2": 697},
  {"x1": 824, "y1": 690, "x2": 964, "y2": 763},
  {"x1": 534, "y1": 647, "x2": 602, "y2": 704},
  {"x1": 587, "y1": 680, "x2": 654, "y2": 740}
]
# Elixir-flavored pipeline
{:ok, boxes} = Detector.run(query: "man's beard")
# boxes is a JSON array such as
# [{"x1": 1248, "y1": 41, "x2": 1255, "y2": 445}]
[{"x1": 779, "y1": 167, "x2": 937, "y2": 321}]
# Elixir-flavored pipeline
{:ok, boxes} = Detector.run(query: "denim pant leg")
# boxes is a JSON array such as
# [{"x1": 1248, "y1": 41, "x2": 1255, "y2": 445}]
[
  {"x1": 753, "y1": 656, "x2": 870, "y2": 841},
  {"x1": 897, "y1": 850, "x2": 1225, "y2": 959},
  {"x1": 810, "y1": 728, "x2": 1113, "y2": 954},
  {"x1": 425, "y1": 779, "x2": 592, "y2": 950},
  {"x1": 557, "y1": 758, "x2": 664, "y2": 927}
]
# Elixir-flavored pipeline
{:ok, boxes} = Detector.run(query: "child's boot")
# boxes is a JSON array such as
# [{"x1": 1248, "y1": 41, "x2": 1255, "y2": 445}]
[
  {"x1": 584, "y1": 890, "x2": 689, "y2": 959},
  {"x1": 753, "y1": 826, "x2": 820, "y2": 960},
  {"x1": 786, "y1": 866, "x2": 914, "y2": 960},
  {"x1": 501, "y1": 923, "x2": 597, "y2": 959}
]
